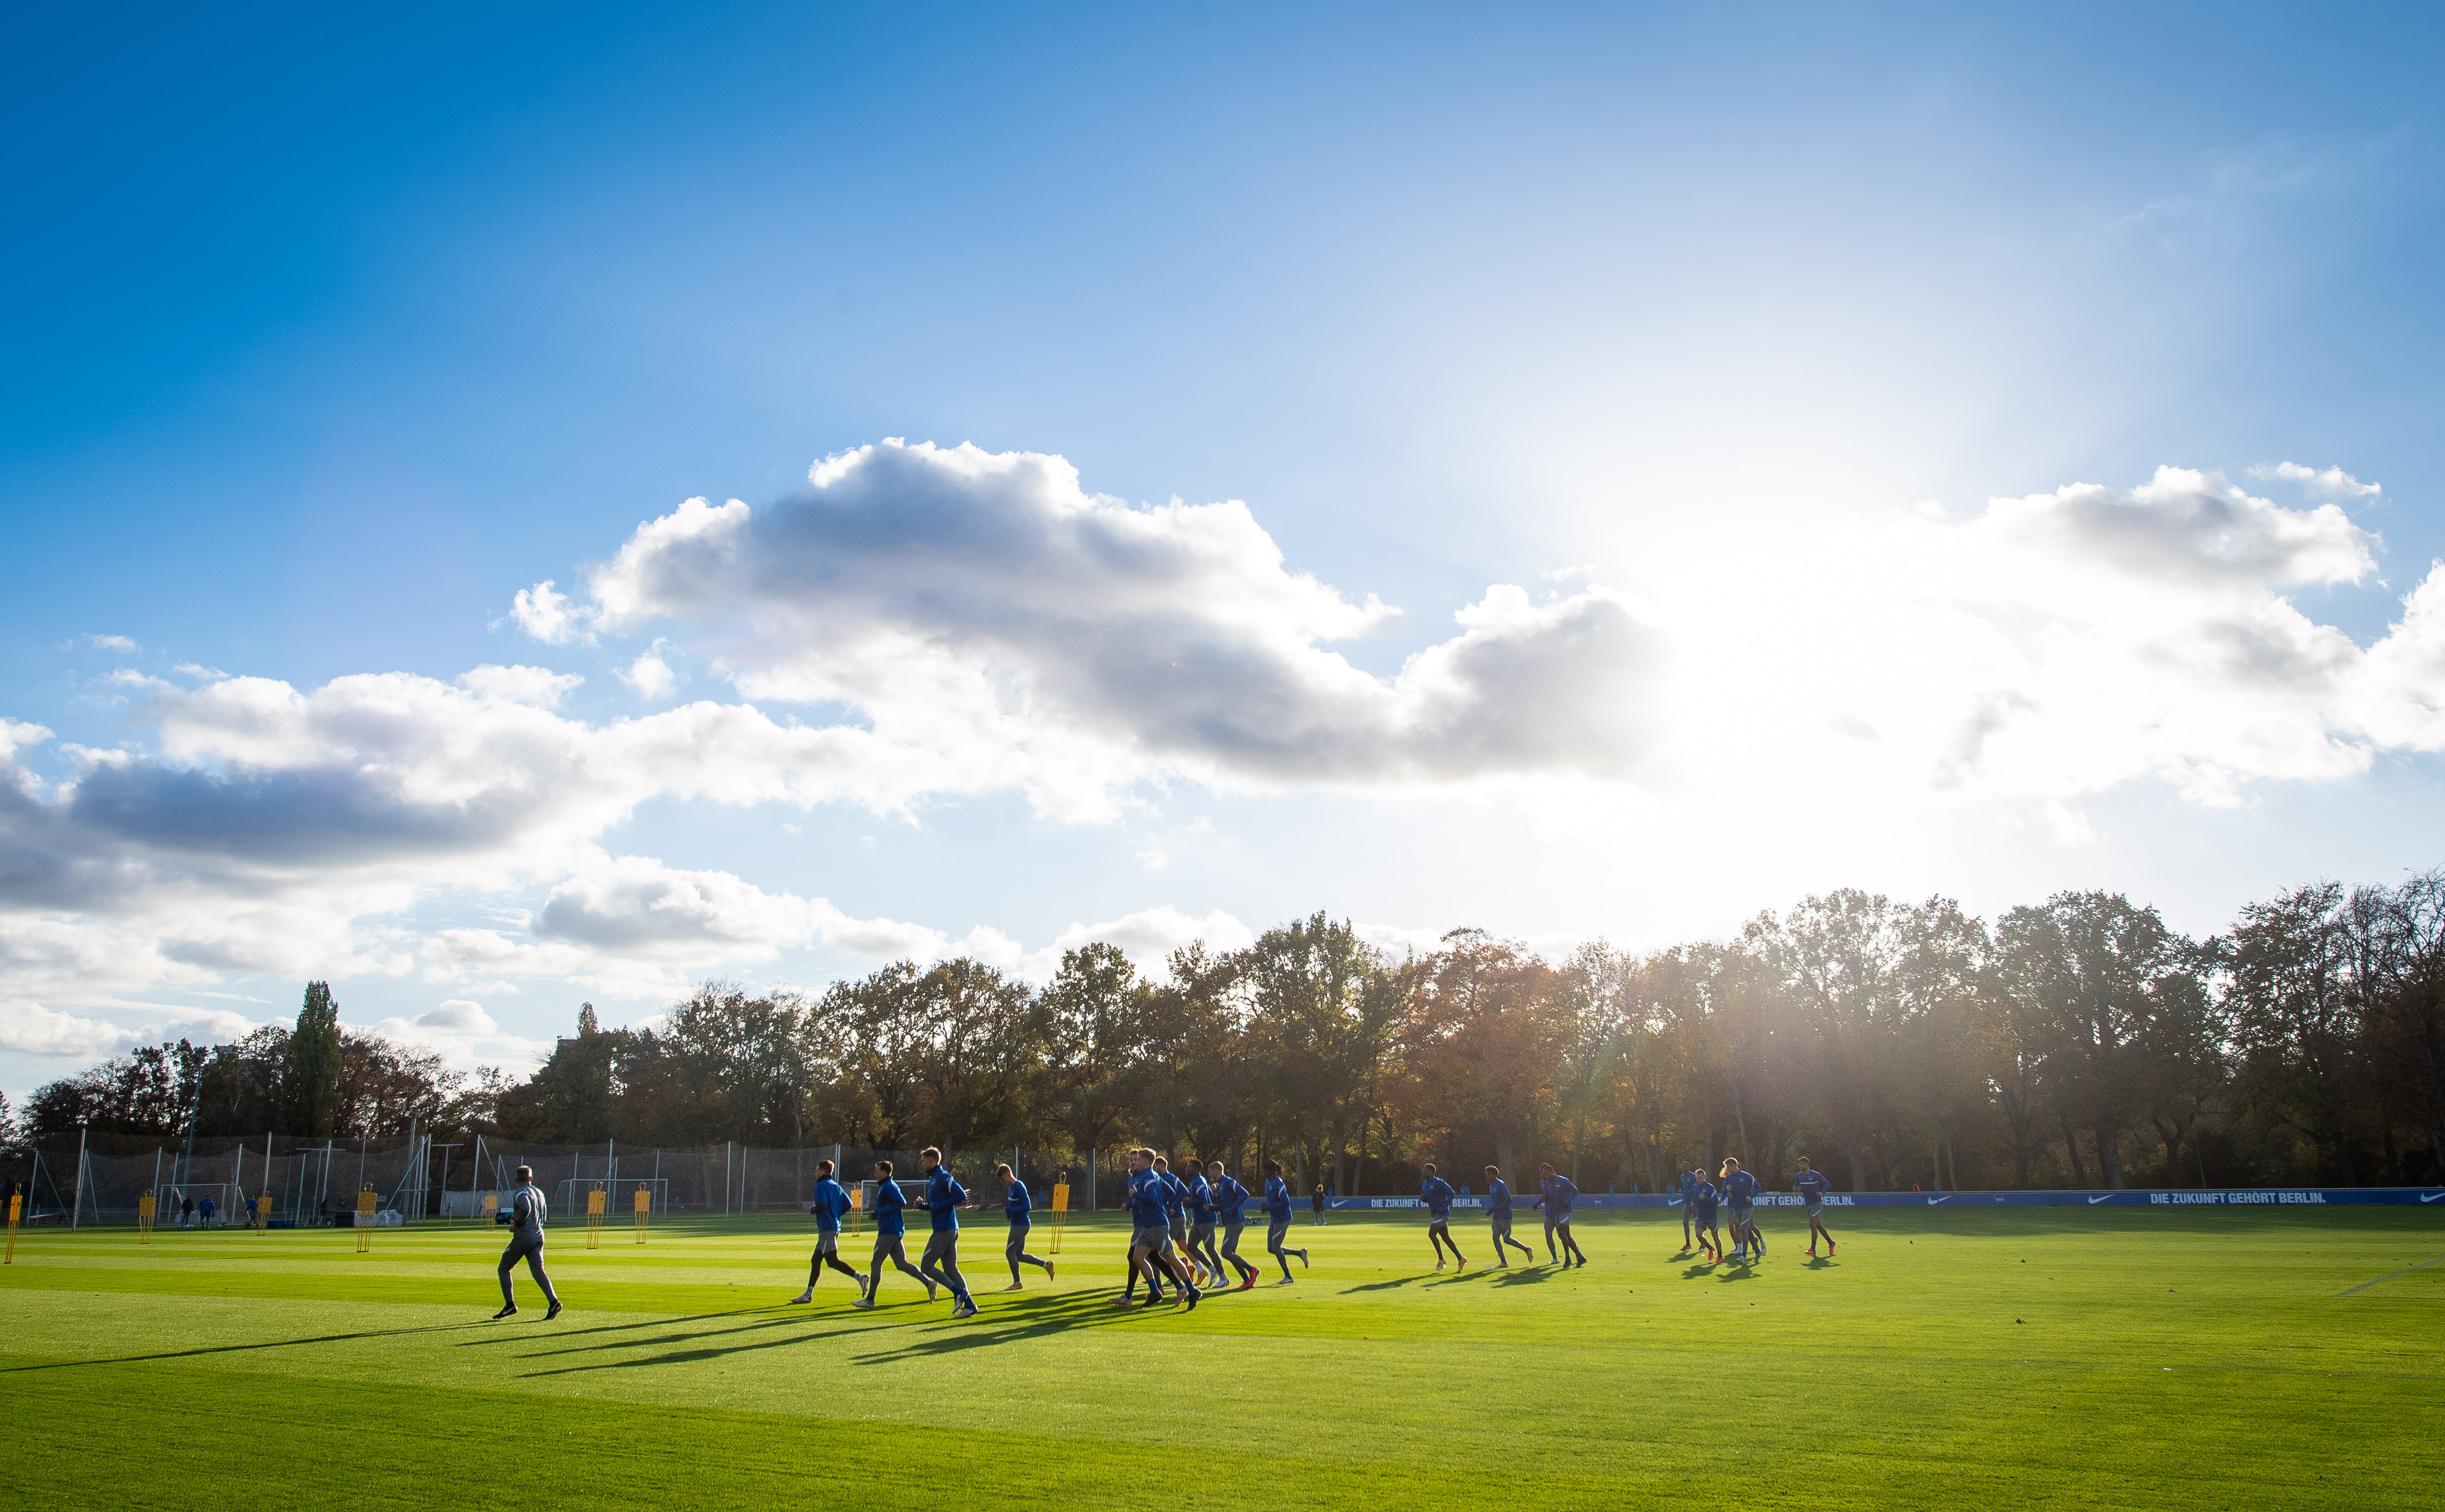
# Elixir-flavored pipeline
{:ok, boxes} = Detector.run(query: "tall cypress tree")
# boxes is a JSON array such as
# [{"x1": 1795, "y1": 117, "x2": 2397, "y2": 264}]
[{"x1": 279, "y1": 981, "x2": 342, "y2": 1137}]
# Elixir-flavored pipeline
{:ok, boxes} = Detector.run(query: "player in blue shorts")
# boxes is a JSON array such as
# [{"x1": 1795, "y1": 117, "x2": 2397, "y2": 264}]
[
  {"x1": 1690, "y1": 1168, "x2": 1723, "y2": 1261},
  {"x1": 792, "y1": 1158, "x2": 866, "y2": 1304},
  {"x1": 995, "y1": 1162, "x2": 1055, "y2": 1289},
  {"x1": 1532, "y1": 1163, "x2": 1588, "y2": 1266},
  {"x1": 1208, "y1": 1159, "x2": 1261, "y2": 1289},
  {"x1": 1483, "y1": 1165, "x2": 1534, "y2": 1265},
  {"x1": 1262, "y1": 1159, "x2": 1309, "y2": 1282},
  {"x1": 1419, "y1": 1163, "x2": 1466, "y2": 1270},
  {"x1": 1152, "y1": 1156, "x2": 1201, "y2": 1285},
  {"x1": 856, "y1": 1159, "x2": 933, "y2": 1307},
  {"x1": 1720, "y1": 1157, "x2": 1763, "y2": 1263},
  {"x1": 1181, "y1": 1158, "x2": 1228, "y2": 1288},
  {"x1": 1794, "y1": 1157, "x2": 1835, "y2": 1256},
  {"x1": 914, "y1": 1148, "x2": 979, "y2": 1319},
  {"x1": 1121, "y1": 1158, "x2": 1166, "y2": 1304},
  {"x1": 1677, "y1": 1165, "x2": 1701, "y2": 1252},
  {"x1": 1114, "y1": 1147, "x2": 1200, "y2": 1310}
]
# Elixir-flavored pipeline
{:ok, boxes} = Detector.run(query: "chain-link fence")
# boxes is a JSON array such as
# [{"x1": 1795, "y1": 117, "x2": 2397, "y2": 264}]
[{"x1": 0, "y1": 1134, "x2": 1102, "y2": 1225}]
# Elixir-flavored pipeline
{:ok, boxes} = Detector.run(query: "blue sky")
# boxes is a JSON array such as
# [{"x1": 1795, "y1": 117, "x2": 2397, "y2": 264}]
[{"x1": 6, "y1": 4, "x2": 2445, "y2": 1091}]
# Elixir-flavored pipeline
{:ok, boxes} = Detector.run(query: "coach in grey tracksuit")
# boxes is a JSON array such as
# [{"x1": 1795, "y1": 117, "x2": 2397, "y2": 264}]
[{"x1": 494, "y1": 1165, "x2": 563, "y2": 1319}]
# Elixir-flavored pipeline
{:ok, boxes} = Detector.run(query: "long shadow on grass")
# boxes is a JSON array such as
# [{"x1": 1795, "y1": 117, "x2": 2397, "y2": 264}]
[
  {"x1": 1343, "y1": 1275, "x2": 1424, "y2": 1293},
  {"x1": 0, "y1": 1320, "x2": 491, "y2": 1373},
  {"x1": 516, "y1": 1291, "x2": 1149, "y2": 1377}
]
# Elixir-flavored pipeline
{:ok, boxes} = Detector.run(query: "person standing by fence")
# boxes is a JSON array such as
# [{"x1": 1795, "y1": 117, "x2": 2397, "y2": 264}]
[{"x1": 492, "y1": 1165, "x2": 562, "y2": 1321}]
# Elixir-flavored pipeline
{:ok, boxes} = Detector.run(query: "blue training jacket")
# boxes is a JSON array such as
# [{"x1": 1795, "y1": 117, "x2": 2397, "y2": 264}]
[
  {"x1": 1420, "y1": 1175, "x2": 1456, "y2": 1219},
  {"x1": 1263, "y1": 1176, "x2": 1293, "y2": 1220},
  {"x1": 1129, "y1": 1171, "x2": 1170, "y2": 1228},
  {"x1": 809, "y1": 1176, "x2": 851, "y2": 1233},
  {"x1": 873, "y1": 1178, "x2": 908, "y2": 1237},
  {"x1": 924, "y1": 1166, "x2": 966, "y2": 1233},
  {"x1": 1213, "y1": 1175, "x2": 1249, "y2": 1222},
  {"x1": 1722, "y1": 1169, "x2": 1761, "y2": 1205},
  {"x1": 1487, "y1": 1177, "x2": 1513, "y2": 1216},
  {"x1": 1158, "y1": 1170, "x2": 1187, "y2": 1218},
  {"x1": 1005, "y1": 1180, "x2": 1031, "y2": 1221}
]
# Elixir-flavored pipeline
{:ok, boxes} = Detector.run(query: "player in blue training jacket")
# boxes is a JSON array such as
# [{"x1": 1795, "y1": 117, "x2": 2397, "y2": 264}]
[
  {"x1": 1262, "y1": 1159, "x2": 1309, "y2": 1282},
  {"x1": 1152, "y1": 1156, "x2": 1200, "y2": 1285},
  {"x1": 1113, "y1": 1147, "x2": 1200, "y2": 1309},
  {"x1": 1181, "y1": 1158, "x2": 1228, "y2": 1289},
  {"x1": 1419, "y1": 1163, "x2": 1467, "y2": 1271},
  {"x1": 914, "y1": 1147, "x2": 979, "y2": 1319},
  {"x1": 1483, "y1": 1164, "x2": 1534, "y2": 1265},
  {"x1": 1121, "y1": 1158, "x2": 1174, "y2": 1304},
  {"x1": 1531, "y1": 1163, "x2": 1589, "y2": 1266},
  {"x1": 1794, "y1": 1157, "x2": 1835, "y2": 1256},
  {"x1": 1719, "y1": 1157, "x2": 1764, "y2": 1263},
  {"x1": 1677, "y1": 1166, "x2": 1702, "y2": 1252},
  {"x1": 995, "y1": 1162, "x2": 1055, "y2": 1290},
  {"x1": 1207, "y1": 1159, "x2": 1261, "y2": 1289},
  {"x1": 1690, "y1": 1168, "x2": 1723, "y2": 1261},
  {"x1": 792, "y1": 1158, "x2": 866, "y2": 1304},
  {"x1": 856, "y1": 1159, "x2": 934, "y2": 1308}
]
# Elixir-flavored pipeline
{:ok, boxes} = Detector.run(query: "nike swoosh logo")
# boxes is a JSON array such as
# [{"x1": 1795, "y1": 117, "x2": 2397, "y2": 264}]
[
  {"x1": 2422, "y1": 1193, "x2": 2445, "y2": 1203},
  {"x1": 1927, "y1": 1196, "x2": 1948, "y2": 1206},
  {"x1": 2088, "y1": 1195, "x2": 2114, "y2": 1204}
]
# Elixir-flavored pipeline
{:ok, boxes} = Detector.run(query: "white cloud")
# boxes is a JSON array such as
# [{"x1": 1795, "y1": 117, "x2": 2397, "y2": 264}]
[
  {"x1": 367, "y1": 997, "x2": 553, "y2": 1075},
  {"x1": 456, "y1": 664, "x2": 584, "y2": 709},
  {"x1": 85, "y1": 633, "x2": 139, "y2": 652},
  {"x1": 523, "y1": 440, "x2": 1666, "y2": 819},
  {"x1": 2255, "y1": 461, "x2": 2382, "y2": 501},
  {"x1": 0, "y1": 1000, "x2": 128, "y2": 1057},
  {"x1": 504, "y1": 579, "x2": 593, "y2": 645},
  {"x1": 0, "y1": 999, "x2": 258, "y2": 1058},
  {"x1": 1019, "y1": 905, "x2": 1256, "y2": 982},
  {"x1": 617, "y1": 641, "x2": 681, "y2": 700}
]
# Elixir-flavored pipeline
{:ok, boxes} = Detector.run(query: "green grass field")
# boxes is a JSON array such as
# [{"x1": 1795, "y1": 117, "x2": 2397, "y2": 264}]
[{"x1": 3, "y1": 1204, "x2": 2439, "y2": 1508}]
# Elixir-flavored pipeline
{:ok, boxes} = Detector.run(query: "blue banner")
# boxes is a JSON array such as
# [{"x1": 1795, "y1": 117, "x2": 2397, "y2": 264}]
[{"x1": 1325, "y1": 1187, "x2": 2445, "y2": 1210}]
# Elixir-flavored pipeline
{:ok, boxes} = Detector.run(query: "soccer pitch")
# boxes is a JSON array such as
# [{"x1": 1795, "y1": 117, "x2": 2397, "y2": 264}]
[{"x1": 4, "y1": 1207, "x2": 2438, "y2": 1509}]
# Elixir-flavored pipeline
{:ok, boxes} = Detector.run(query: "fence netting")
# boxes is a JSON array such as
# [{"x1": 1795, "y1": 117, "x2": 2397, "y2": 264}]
[{"x1": 1, "y1": 1134, "x2": 1099, "y2": 1226}]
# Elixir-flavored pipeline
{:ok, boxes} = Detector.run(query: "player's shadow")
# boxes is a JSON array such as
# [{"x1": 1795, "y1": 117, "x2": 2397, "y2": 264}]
[
  {"x1": 1804, "y1": 1256, "x2": 1836, "y2": 1270},
  {"x1": 846, "y1": 1295, "x2": 1169, "y2": 1364},
  {"x1": 0, "y1": 1320, "x2": 488, "y2": 1373},
  {"x1": 454, "y1": 1308, "x2": 771, "y2": 1348},
  {"x1": 1490, "y1": 1265, "x2": 1556, "y2": 1285},
  {"x1": 1715, "y1": 1264, "x2": 1763, "y2": 1283},
  {"x1": 1343, "y1": 1274, "x2": 1424, "y2": 1293}
]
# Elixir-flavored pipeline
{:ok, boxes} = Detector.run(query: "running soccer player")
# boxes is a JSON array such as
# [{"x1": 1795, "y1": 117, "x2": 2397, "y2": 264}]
[
  {"x1": 792, "y1": 1158, "x2": 865, "y2": 1304},
  {"x1": 1121, "y1": 1156, "x2": 1167, "y2": 1304},
  {"x1": 856, "y1": 1159, "x2": 933, "y2": 1308},
  {"x1": 1208, "y1": 1159, "x2": 1261, "y2": 1288},
  {"x1": 1114, "y1": 1148, "x2": 1200, "y2": 1309},
  {"x1": 1419, "y1": 1163, "x2": 1466, "y2": 1270},
  {"x1": 996, "y1": 1162, "x2": 1055, "y2": 1290},
  {"x1": 1263, "y1": 1159, "x2": 1309, "y2": 1282},
  {"x1": 1182, "y1": 1158, "x2": 1227, "y2": 1288},
  {"x1": 1153, "y1": 1156, "x2": 1199, "y2": 1286},
  {"x1": 1484, "y1": 1165, "x2": 1534, "y2": 1265},
  {"x1": 1720, "y1": 1157, "x2": 1763, "y2": 1263},
  {"x1": 1531, "y1": 1163, "x2": 1588, "y2": 1266},
  {"x1": 1677, "y1": 1165, "x2": 1701, "y2": 1252},
  {"x1": 1794, "y1": 1157, "x2": 1835, "y2": 1256},
  {"x1": 914, "y1": 1147, "x2": 979, "y2": 1319},
  {"x1": 491, "y1": 1164, "x2": 562, "y2": 1321},
  {"x1": 1690, "y1": 1168, "x2": 1722, "y2": 1260}
]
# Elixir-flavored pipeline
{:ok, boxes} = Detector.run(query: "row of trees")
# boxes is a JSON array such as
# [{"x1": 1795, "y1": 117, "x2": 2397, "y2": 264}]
[{"x1": 21, "y1": 875, "x2": 2445, "y2": 1191}]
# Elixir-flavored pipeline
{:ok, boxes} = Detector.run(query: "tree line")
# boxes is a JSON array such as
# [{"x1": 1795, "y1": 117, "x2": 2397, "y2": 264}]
[{"x1": 17, "y1": 875, "x2": 2445, "y2": 1192}]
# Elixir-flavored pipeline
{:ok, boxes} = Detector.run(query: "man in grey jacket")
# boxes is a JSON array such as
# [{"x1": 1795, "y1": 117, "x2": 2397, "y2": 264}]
[{"x1": 493, "y1": 1165, "x2": 563, "y2": 1320}]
